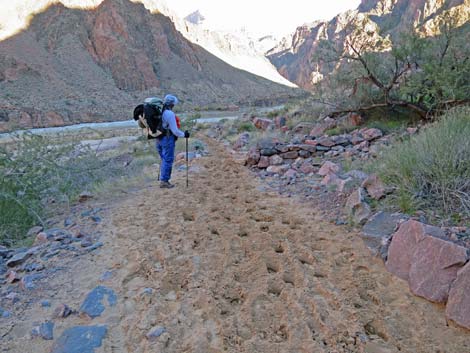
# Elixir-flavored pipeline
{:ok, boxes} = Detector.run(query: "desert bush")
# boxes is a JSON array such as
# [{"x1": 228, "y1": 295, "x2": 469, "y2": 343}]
[
  {"x1": 0, "y1": 133, "x2": 127, "y2": 245},
  {"x1": 375, "y1": 107, "x2": 470, "y2": 221}
]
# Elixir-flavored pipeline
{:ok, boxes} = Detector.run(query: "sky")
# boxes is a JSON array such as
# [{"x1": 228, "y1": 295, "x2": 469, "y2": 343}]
[{"x1": 167, "y1": 0, "x2": 361, "y2": 37}]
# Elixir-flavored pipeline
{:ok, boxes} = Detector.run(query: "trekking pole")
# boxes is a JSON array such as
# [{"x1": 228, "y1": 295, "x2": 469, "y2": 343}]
[{"x1": 185, "y1": 136, "x2": 189, "y2": 188}]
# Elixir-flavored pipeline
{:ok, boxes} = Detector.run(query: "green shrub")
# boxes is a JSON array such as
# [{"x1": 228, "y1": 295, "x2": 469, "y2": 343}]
[
  {"x1": 0, "y1": 134, "x2": 126, "y2": 246},
  {"x1": 237, "y1": 122, "x2": 255, "y2": 133},
  {"x1": 375, "y1": 107, "x2": 470, "y2": 220}
]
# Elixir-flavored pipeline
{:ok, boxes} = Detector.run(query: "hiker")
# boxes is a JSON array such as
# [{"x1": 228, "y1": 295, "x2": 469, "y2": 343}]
[{"x1": 157, "y1": 94, "x2": 190, "y2": 189}]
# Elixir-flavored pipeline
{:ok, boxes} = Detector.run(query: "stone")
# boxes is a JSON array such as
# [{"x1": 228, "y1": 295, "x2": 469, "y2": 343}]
[
  {"x1": 344, "y1": 170, "x2": 369, "y2": 181},
  {"x1": 253, "y1": 117, "x2": 273, "y2": 130},
  {"x1": 407, "y1": 127, "x2": 418, "y2": 134},
  {"x1": 81, "y1": 238, "x2": 94, "y2": 248},
  {"x1": 90, "y1": 216, "x2": 101, "y2": 223},
  {"x1": 84, "y1": 242, "x2": 104, "y2": 252},
  {"x1": 351, "y1": 134, "x2": 365, "y2": 145},
  {"x1": 321, "y1": 173, "x2": 339, "y2": 187},
  {"x1": 245, "y1": 148, "x2": 260, "y2": 166},
  {"x1": 41, "y1": 300, "x2": 51, "y2": 307},
  {"x1": 21, "y1": 274, "x2": 45, "y2": 290},
  {"x1": 304, "y1": 139, "x2": 317, "y2": 146},
  {"x1": 0, "y1": 246, "x2": 10, "y2": 258},
  {"x1": 318, "y1": 161, "x2": 341, "y2": 176},
  {"x1": 32, "y1": 321, "x2": 54, "y2": 340},
  {"x1": 233, "y1": 132, "x2": 250, "y2": 150},
  {"x1": 80, "y1": 286, "x2": 117, "y2": 319},
  {"x1": 309, "y1": 117, "x2": 336, "y2": 137},
  {"x1": 54, "y1": 304, "x2": 74, "y2": 318},
  {"x1": 345, "y1": 188, "x2": 372, "y2": 225},
  {"x1": 362, "y1": 174, "x2": 386, "y2": 200},
  {"x1": 446, "y1": 262, "x2": 470, "y2": 329},
  {"x1": 274, "y1": 144, "x2": 289, "y2": 153},
  {"x1": 300, "y1": 163, "x2": 316, "y2": 175},
  {"x1": 266, "y1": 165, "x2": 289, "y2": 175},
  {"x1": 362, "y1": 212, "x2": 408, "y2": 261},
  {"x1": 45, "y1": 228, "x2": 72, "y2": 241},
  {"x1": 347, "y1": 112, "x2": 363, "y2": 126},
  {"x1": 6, "y1": 270, "x2": 20, "y2": 283},
  {"x1": 51, "y1": 326, "x2": 107, "y2": 353},
  {"x1": 409, "y1": 236, "x2": 468, "y2": 303},
  {"x1": 269, "y1": 155, "x2": 284, "y2": 166},
  {"x1": 27, "y1": 226, "x2": 44, "y2": 237},
  {"x1": 316, "y1": 145, "x2": 330, "y2": 152},
  {"x1": 280, "y1": 151, "x2": 298, "y2": 159},
  {"x1": 78, "y1": 191, "x2": 94, "y2": 202},
  {"x1": 6, "y1": 251, "x2": 31, "y2": 267},
  {"x1": 336, "y1": 177, "x2": 355, "y2": 193},
  {"x1": 363, "y1": 128, "x2": 383, "y2": 141},
  {"x1": 332, "y1": 135, "x2": 350, "y2": 146},
  {"x1": 256, "y1": 156, "x2": 269, "y2": 168},
  {"x1": 317, "y1": 136, "x2": 336, "y2": 147},
  {"x1": 0, "y1": 308, "x2": 12, "y2": 318},
  {"x1": 260, "y1": 148, "x2": 277, "y2": 157},
  {"x1": 293, "y1": 122, "x2": 314, "y2": 134},
  {"x1": 386, "y1": 220, "x2": 446, "y2": 281},
  {"x1": 274, "y1": 116, "x2": 287, "y2": 128},
  {"x1": 146, "y1": 326, "x2": 166, "y2": 340},
  {"x1": 298, "y1": 150, "x2": 311, "y2": 158},
  {"x1": 284, "y1": 169, "x2": 297, "y2": 179},
  {"x1": 298, "y1": 144, "x2": 317, "y2": 153}
]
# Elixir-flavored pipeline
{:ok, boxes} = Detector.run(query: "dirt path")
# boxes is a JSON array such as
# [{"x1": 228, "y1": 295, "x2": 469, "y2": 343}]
[{"x1": 4, "y1": 139, "x2": 469, "y2": 352}]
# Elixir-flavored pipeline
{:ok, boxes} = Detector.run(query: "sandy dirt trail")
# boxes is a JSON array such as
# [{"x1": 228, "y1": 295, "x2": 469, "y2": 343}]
[
  {"x1": 103, "y1": 139, "x2": 469, "y2": 353},
  {"x1": 5, "y1": 138, "x2": 469, "y2": 352}
]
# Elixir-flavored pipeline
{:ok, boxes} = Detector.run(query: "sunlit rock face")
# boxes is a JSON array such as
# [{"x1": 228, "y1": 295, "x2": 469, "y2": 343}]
[{"x1": 267, "y1": 0, "x2": 470, "y2": 89}]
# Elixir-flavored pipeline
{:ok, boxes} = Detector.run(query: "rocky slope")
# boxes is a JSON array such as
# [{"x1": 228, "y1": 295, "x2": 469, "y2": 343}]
[
  {"x1": 0, "y1": 0, "x2": 300, "y2": 132},
  {"x1": 267, "y1": 0, "x2": 470, "y2": 89}
]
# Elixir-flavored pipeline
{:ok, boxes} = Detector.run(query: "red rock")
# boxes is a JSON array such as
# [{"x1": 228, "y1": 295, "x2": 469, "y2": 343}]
[
  {"x1": 304, "y1": 139, "x2": 318, "y2": 146},
  {"x1": 446, "y1": 262, "x2": 470, "y2": 329},
  {"x1": 257, "y1": 156, "x2": 270, "y2": 169},
  {"x1": 34, "y1": 232, "x2": 49, "y2": 245},
  {"x1": 267, "y1": 165, "x2": 289, "y2": 174},
  {"x1": 321, "y1": 173, "x2": 339, "y2": 186},
  {"x1": 345, "y1": 188, "x2": 371, "y2": 225},
  {"x1": 245, "y1": 148, "x2": 260, "y2": 166},
  {"x1": 351, "y1": 134, "x2": 365, "y2": 145},
  {"x1": 363, "y1": 128, "x2": 383, "y2": 141},
  {"x1": 284, "y1": 169, "x2": 297, "y2": 178},
  {"x1": 6, "y1": 270, "x2": 20, "y2": 284},
  {"x1": 269, "y1": 155, "x2": 283, "y2": 166},
  {"x1": 280, "y1": 126, "x2": 290, "y2": 133},
  {"x1": 309, "y1": 117, "x2": 336, "y2": 137},
  {"x1": 253, "y1": 117, "x2": 273, "y2": 130},
  {"x1": 347, "y1": 112, "x2": 363, "y2": 126},
  {"x1": 274, "y1": 116, "x2": 287, "y2": 128},
  {"x1": 357, "y1": 141, "x2": 370, "y2": 151},
  {"x1": 318, "y1": 161, "x2": 341, "y2": 176},
  {"x1": 362, "y1": 174, "x2": 386, "y2": 200},
  {"x1": 409, "y1": 236, "x2": 468, "y2": 303},
  {"x1": 336, "y1": 177, "x2": 354, "y2": 193},
  {"x1": 386, "y1": 220, "x2": 445, "y2": 281}
]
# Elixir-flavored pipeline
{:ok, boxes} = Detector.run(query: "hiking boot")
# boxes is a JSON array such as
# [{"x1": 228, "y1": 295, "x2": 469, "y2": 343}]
[{"x1": 160, "y1": 181, "x2": 175, "y2": 189}]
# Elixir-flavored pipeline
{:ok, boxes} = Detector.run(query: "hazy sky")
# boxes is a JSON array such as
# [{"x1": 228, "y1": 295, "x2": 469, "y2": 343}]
[{"x1": 168, "y1": 0, "x2": 361, "y2": 36}]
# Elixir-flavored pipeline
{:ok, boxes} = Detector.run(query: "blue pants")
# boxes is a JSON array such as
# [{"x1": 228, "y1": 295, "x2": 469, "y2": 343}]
[{"x1": 156, "y1": 135, "x2": 176, "y2": 182}]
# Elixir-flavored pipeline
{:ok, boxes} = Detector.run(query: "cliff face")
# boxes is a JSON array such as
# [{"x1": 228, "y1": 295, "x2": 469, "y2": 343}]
[
  {"x1": 267, "y1": 0, "x2": 470, "y2": 89},
  {"x1": 0, "y1": 0, "x2": 300, "y2": 132}
]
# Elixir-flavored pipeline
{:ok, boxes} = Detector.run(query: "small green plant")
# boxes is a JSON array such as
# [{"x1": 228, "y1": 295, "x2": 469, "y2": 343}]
[{"x1": 237, "y1": 122, "x2": 255, "y2": 133}]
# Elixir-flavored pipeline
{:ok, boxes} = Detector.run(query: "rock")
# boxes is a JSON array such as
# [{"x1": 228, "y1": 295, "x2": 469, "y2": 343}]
[
  {"x1": 233, "y1": 132, "x2": 250, "y2": 150},
  {"x1": 386, "y1": 220, "x2": 446, "y2": 281},
  {"x1": 316, "y1": 136, "x2": 336, "y2": 147},
  {"x1": 363, "y1": 128, "x2": 383, "y2": 141},
  {"x1": 64, "y1": 218, "x2": 75, "y2": 227},
  {"x1": 253, "y1": 117, "x2": 273, "y2": 130},
  {"x1": 409, "y1": 236, "x2": 468, "y2": 303},
  {"x1": 284, "y1": 169, "x2": 297, "y2": 179},
  {"x1": 27, "y1": 226, "x2": 44, "y2": 238},
  {"x1": 316, "y1": 145, "x2": 330, "y2": 152},
  {"x1": 80, "y1": 286, "x2": 117, "y2": 318},
  {"x1": 298, "y1": 150, "x2": 311, "y2": 158},
  {"x1": 298, "y1": 144, "x2": 317, "y2": 153},
  {"x1": 90, "y1": 216, "x2": 101, "y2": 223},
  {"x1": 347, "y1": 112, "x2": 363, "y2": 126},
  {"x1": 20, "y1": 274, "x2": 44, "y2": 290},
  {"x1": 362, "y1": 212, "x2": 408, "y2": 261},
  {"x1": 446, "y1": 262, "x2": 470, "y2": 329},
  {"x1": 336, "y1": 177, "x2": 355, "y2": 193},
  {"x1": 274, "y1": 116, "x2": 287, "y2": 128},
  {"x1": 351, "y1": 134, "x2": 365, "y2": 145},
  {"x1": 274, "y1": 144, "x2": 289, "y2": 153},
  {"x1": 300, "y1": 163, "x2": 316, "y2": 175},
  {"x1": 304, "y1": 139, "x2": 318, "y2": 146},
  {"x1": 321, "y1": 173, "x2": 339, "y2": 187},
  {"x1": 257, "y1": 156, "x2": 270, "y2": 169},
  {"x1": 54, "y1": 304, "x2": 74, "y2": 318},
  {"x1": 407, "y1": 127, "x2": 418, "y2": 134},
  {"x1": 146, "y1": 326, "x2": 166, "y2": 340},
  {"x1": 269, "y1": 155, "x2": 284, "y2": 166},
  {"x1": 344, "y1": 170, "x2": 369, "y2": 181},
  {"x1": 81, "y1": 238, "x2": 94, "y2": 248},
  {"x1": 318, "y1": 161, "x2": 341, "y2": 176},
  {"x1": 45, "y1": 228, "x2": 72, "y2": 241},
  {"x1": 24, "y1": 262, "x2": 44, "y2": 272},
  {"x1": 245, "y1": 148, "x2": 260, "y2": 166},
  {"x1": 6, "y1": 270, "x2": 20, "y2": 283},
  {"x1": 309, "y1": 117, "x2": 336, "y2": 137},
  {"x1": 32, "y1": 321, "x2": 54, "y2": 340},
  {"x1": 362, "y1": 174, "x2": 386, "y2": 200},
  {"x1": 41, "y1": 300, "x2": 51, "y2": 308},
  {"x1": 78, "y1": 191, "x2": 94, "y2": 202},
  {"x1": 280, "y1": 151, "x2": 298, "y2": 159},
  {"x1": 266, "y1": 165, "x2": 289, "y2": 175},
  {"x1": 293, "y1": 122, "x2": 314, "y2": 134},
  {"x1": 83, "y1": 242, "x2": 104, "y2": 252},
  {"x1": 0, "y1": 246, "x2": 10, "y2": 258},
  {"x1": 332, "y1": 135, "x2": 350, "y2": 146},
  {"x1": 51, "y1": 326, "x2": 107, "y2": 353},
  {"x1": 6, "y1": 251, "x2": 31, "y2": 267},
  {"x1": 345, "y1": 188, "x2": 371, "y2": 225}
]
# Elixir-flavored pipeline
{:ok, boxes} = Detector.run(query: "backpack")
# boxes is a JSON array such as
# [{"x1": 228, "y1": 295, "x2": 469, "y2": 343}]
[{"x1": 133, "y1": 97, "x2": 168, "y2": 139}]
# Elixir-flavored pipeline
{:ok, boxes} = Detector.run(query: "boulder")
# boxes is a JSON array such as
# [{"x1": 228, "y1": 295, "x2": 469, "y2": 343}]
[
  {"x1": 362, "y1": 212, "x2": 408, "y2": 261},
  {"x1": 80, "y1": 286, "x2": 117, "y2": 319},
  {"x1": 269, "y1": 155, "x2": 284, "y2": 166},
  {"x1": 266, "y1": 165, "x2": 289, "y2": 175},
  {"x1": 257, "y1": 156, "x2": 270, "y2": 169},
  {"x1": 6, "y1": 251, "x2": 32, "y2": 267},
  {"x1": 280, "y1": 151, "x2": 298, "y2": 159},
  {"x1": 409, "y1": 236, "x2": 468, "y2": 303},
  {"x1": 316, "y1": 136, "x2": 336, "y2": 147},
  {"x1": 245, "y1": 148, "x2": 260, "y2": 166},
  {"x1": 275, "y1": 144, "x2": 289, "y2": 153},
  {"x1": 446, "y1": 262, "x2": 470, "y2": 329},
  {"x1": 252, "y1": 117, "x2": 273, "y2": 130},
  {"x1": 362, "y1": 174, "x2": 386, "y2": 200},
  {"x1": 260, "y1": 148, "x2": 277, "y2": 157},
  {"x1": 274, "y1": 116, "x2": 287, "y2": 128},
  {"x1": 386, "y1": 220, "x2": 446, "y2": 281},
  {"x1": 363, "y1": 128, "x2": 383, "y2": 141},
  {"x1": 318, "y1": 161, "x2": 341, "y2": 176},
  {"x1": 345, "y1": 188, "x2": 371, "y2": 225}
]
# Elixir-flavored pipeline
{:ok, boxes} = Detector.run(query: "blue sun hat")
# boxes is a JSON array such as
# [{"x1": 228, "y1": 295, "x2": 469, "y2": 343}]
[{"x1": 164, "y1": 94, "x2": 178, "y2": 105}]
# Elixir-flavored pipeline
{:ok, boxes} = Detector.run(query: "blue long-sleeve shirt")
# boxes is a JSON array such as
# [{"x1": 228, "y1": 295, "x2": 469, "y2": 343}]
[{"x1": 162, "y1": 109, "x2": 185, "y2": 138}]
